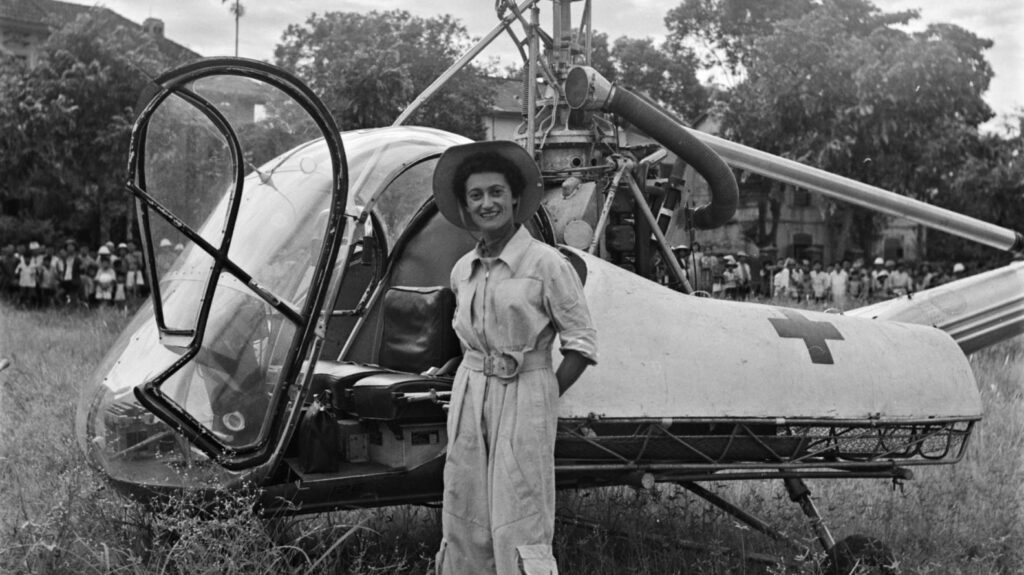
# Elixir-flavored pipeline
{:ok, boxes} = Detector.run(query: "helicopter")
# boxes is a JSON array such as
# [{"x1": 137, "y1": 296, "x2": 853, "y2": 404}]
[{"x1": 75, "y1": 0, "x2": 1024, "y2": 571}]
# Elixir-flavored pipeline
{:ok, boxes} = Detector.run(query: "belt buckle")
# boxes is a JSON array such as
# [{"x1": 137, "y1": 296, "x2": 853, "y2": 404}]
[{"x1": 484, "y1": 353, "x2": 518, "y2": 379}]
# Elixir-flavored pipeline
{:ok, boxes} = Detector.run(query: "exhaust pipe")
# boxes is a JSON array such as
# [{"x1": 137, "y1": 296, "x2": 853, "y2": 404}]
[{"x1": 565, "y1": 66, "x2": 738, "y2": 230}]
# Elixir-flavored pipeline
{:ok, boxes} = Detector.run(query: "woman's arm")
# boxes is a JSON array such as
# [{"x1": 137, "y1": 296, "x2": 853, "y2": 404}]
[{"x1": 556, "y1": 350, "x2": 590, "y2": 396}]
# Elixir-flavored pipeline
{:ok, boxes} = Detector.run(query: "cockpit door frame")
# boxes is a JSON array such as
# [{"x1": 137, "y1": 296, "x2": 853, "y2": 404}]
[{"x1": 126, "y1": 58, "x2": 349, "y2": 471}]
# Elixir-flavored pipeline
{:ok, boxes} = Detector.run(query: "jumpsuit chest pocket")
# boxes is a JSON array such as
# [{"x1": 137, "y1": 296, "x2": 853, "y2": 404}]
[{"x1": 491, "y1": 278, "x2": 544, "y2": 349}]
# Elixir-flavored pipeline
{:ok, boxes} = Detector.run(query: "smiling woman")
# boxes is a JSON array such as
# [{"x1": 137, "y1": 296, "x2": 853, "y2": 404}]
[{"x1": 430, "y1": 141, "x2": 598, "y2": 574}]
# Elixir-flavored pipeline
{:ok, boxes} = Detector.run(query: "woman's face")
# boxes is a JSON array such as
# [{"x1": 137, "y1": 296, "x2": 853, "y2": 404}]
[{"x1": 464, "y1": 171, "x2": 518, "y2": 237}]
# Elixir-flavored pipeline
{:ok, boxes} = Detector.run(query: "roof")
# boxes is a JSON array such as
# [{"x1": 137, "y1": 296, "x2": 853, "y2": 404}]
[
  {"x1": 0, "y1": 0, "x2": 48, "y2": 23},
  {"x1": 489, "y1": 76, "x2": 524, "y2": 116},
  {"x1": 0, "y1": 0, "x2": 199, "y2": 62}
]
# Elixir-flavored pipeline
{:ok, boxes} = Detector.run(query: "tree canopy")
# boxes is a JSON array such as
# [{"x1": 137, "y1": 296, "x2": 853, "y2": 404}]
[
  {"x1": 668, "y1": 0, "x2": 1001, "y2": 259},
  {"x1": 273, "y1": 10, "x2": 495, "y2": 140},
  {"x1": 0, "y1": 11, "x2": 180, "y2": 246},
  {"x1": 587, "y1": 31, "x2": 708, "y2": 122}
]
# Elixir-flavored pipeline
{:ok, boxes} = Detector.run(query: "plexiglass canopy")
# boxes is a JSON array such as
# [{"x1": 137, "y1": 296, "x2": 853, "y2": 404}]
[{"x1": 75, "y1": 58, "x2": 466, "y2": 490}]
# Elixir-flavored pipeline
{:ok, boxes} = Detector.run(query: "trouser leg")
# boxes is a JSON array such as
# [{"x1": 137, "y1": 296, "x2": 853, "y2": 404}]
[
  {"x1": 438, "y1": 369, "x2": 560, "y2": 575},
  {"x1": 488, "y1": 371, "x2": 559, "y2": 575},
  {"x1": 438, "y1": 373, "x2": 496, "y2": 575}
]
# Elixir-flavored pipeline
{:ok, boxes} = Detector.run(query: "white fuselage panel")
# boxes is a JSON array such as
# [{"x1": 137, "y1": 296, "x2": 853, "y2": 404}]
[{"x1": 557, "y1": 251, "x2": 981, "y2": 421}]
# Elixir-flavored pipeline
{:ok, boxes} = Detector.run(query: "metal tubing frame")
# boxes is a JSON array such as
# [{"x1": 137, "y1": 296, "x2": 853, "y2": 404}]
[
  {"x1": 526, "y1": 4, "x2": 539, "y2": 157},
  {"x1": 554, "y1": 418, "x2": 973, "y2": 475},
  {"x1": 784, "y1": 477, "x2": 836, "y2": 552},
  {"x1": 679, "y1": 481, "x2": 807, "y2": 552},
  {"x1": 555, "y1": 511, "x2": 798, "y2": 568},
  {"x1": 587, "y1": 160, "x2": 629, "y2": 254},
  {"x1": 624, "y1": 171, "x2": 693, "y2": 293},
  {"x1": 392, "y1": 0, "x2": 540, "y2": 127}
]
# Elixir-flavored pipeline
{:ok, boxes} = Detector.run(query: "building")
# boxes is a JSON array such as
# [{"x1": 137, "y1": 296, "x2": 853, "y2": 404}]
[
  {"x1": 647, "y1": 114, "x2": 923, "y2": 264},
  {"x1": 0, "y1": 0, "x2": 196, "y2": 66}
]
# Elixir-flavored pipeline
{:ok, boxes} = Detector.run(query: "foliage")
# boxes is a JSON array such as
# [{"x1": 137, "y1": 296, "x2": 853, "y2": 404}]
[
  {"x1": 927, "y1": 120, "x2": 1024, "y2": 264},
  {"x1": 273, "y1": 10, "x2": 495, "y2": 140},
  {"x1": 675, "y1": 0, "x2": 998, "y2": 258},
  {"x1": 665, "y1": 0, "x2": 819, "y2": 75},
  {"x1": 0, "y1": 10, "x2": 185, "y2": 246},
  {"x1": 0, "y1": 216, "x2": 57, "y2": 247},
  {"x1": 587, "y1": 32, "x2": 708, "y2": 122}
]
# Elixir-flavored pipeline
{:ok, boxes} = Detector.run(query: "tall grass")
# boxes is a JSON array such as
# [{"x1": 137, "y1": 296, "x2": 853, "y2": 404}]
[{"x1": 1, "y1": 302, "x2": 1021, "y2": 573}]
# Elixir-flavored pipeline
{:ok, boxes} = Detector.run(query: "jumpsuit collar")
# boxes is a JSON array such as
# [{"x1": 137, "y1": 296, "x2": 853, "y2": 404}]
[{"x1": 463, "y1": 225, "x2": 533, "y2": 280}]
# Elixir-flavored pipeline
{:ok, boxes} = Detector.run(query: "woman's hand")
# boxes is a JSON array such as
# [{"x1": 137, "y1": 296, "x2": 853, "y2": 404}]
[{"x1": 556, "y1": 350, "x2": 590, "y2": 396}]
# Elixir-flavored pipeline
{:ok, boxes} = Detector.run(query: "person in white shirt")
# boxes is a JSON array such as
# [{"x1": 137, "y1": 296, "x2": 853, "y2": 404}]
[
  {"x1": 887, "y1": 261, "x2": 912, "y2": 296},
  {"x1": 773, "y1": 258, "x2": 795, "y2": 300},
  {"x1": 809, "y1": 261, "x2": 830, "y2": 304},
  {"x1": 829, "y1": 260, "x2": 850, "y2": 310}
]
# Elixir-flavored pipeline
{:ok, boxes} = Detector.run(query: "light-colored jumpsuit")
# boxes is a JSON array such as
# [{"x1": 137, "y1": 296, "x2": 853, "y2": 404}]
[{"x1": 436, "y1": 226, "x2": 597, "y2": 575}]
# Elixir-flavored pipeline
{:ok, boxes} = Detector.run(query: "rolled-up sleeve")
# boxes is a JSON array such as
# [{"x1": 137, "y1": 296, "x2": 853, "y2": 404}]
[{"x1": 544, "y1": 256, "x2": 598, "y2": 364}]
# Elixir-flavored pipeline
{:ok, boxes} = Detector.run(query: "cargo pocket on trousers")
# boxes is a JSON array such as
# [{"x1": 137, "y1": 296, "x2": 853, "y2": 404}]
[{"x1": 517, "y1": 544, "x2": 559, "y2": 575}]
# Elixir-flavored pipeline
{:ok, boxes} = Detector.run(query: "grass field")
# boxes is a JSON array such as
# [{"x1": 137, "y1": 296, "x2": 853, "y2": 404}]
[{"x1": 0, "y1": 302, "x2": 1021, "y2": 574}]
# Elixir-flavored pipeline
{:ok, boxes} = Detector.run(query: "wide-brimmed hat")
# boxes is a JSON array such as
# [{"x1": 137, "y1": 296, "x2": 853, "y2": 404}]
[{"x1": 432, "y1": 141, "x2": 543, "y2": 230}]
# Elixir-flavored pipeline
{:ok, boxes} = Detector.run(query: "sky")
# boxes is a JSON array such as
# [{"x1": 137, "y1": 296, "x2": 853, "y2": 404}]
[{"x1": 71, "y1": 0, "x2": 1022, "y2": 133}]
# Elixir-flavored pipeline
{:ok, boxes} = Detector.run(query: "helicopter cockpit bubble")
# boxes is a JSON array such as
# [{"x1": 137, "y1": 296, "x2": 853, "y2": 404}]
[
  {"x1": 76, "y1": 60, "x2": 351, "y2": 489},
  {"x1": 75, "y1": 59, "x2": 476, "y2": 491}
]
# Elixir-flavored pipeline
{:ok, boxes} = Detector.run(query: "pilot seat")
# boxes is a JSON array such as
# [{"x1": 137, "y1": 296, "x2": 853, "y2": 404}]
[{"x1": 293, "y1": 284, "x2": 460, "y2": 474}]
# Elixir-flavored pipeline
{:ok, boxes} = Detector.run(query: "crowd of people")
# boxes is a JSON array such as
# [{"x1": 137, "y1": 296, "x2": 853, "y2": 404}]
[
  {"x1": 664, "y1": 243, "x2": 973, "y2": 310},
  {"x1": 3, "y1": 235, "x2": 981, "y2": 314},
  {"x1": 0, "y1": 238, "x2": 182, "y2": 309}
]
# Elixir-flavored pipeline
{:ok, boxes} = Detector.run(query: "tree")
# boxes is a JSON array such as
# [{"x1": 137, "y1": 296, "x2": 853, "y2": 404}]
[
  {"x1": 610, "y1": 36, "x2": 708, "y2": 122},
  {"x1": 665, "y1": 0, "x2": 817, "y2": 75},
  {"x1": 927, "y1": 116, "x2": 1024, "y2": 266},
  {"x1": 0, "y1": 10, "x2": 178, "y2": 246},
  {"x1": 672, "y1": 0, "x2": 995, "y2": 258},
  {"x1": 273, "y1": 10, "x2": 495, "y2": 140},
  {"x1": 573, "y1": 31, "x2": 708, "y2": 123}
]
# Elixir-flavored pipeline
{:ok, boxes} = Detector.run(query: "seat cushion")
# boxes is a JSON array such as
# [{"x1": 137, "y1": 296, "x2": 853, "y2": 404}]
[
  {"x1": 309, "y1": 360, "x2": 390, "y2": 412},
  {"x1": 349, "y1": 372, "x2": 453, "y2": 421},
  {"x1": 378, "y1": 286, "x2": 459, "y2": 373}
]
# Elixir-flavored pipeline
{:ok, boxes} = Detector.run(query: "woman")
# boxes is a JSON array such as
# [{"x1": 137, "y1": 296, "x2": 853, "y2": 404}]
[{"x1": 432, "y1": 141, "x2": 597, "y2": 575}]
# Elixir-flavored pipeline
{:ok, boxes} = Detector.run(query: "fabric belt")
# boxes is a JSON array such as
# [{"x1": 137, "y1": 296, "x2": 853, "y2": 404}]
[{"x1": 461, "y1": 349, "x2": 551, "y2": 379}]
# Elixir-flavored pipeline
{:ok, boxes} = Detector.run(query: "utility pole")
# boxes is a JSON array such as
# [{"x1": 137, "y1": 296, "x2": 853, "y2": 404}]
[{"x1": 221, "y1": 0, "x2": 243, "y2": 56}]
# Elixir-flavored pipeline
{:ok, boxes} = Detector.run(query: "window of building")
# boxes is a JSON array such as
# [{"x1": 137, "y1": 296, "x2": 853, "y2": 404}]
[
  {"x1": 791, "y1": 188, "x2": 811, "y2": 207},
  {"x1": 883, "y1": 237, "x2": 904, "y2": 261},
  {"x1": 792, "y1": 232, "x2": 812, "y2": 260}
]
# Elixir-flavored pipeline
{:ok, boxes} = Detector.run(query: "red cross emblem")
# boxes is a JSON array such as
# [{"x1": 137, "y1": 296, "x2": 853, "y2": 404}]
[{"x1": 768, "y1": 309, "x2": 844, "y2": 365}]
